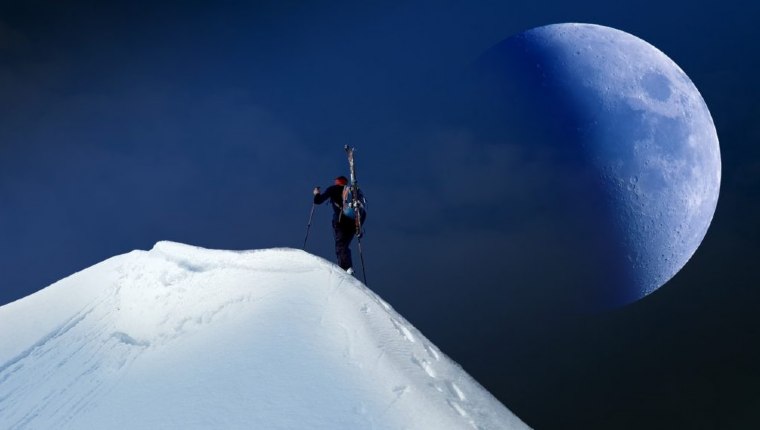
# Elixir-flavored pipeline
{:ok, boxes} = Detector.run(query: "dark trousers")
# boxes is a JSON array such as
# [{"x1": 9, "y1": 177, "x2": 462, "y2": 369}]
[{"x1": 333, "y1": 219, "x2": 356, "y2": 270}]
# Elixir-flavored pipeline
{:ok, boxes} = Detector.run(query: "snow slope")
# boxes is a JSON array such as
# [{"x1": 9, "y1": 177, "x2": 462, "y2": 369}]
[{"x1": 0, "y1": 241, "x2": 529, "y2": 429}]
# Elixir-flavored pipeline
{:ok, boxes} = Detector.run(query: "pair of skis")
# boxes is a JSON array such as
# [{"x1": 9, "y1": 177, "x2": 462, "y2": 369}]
[{"x1": 344, "y1": 145, "x2": 365, "y2": 236}]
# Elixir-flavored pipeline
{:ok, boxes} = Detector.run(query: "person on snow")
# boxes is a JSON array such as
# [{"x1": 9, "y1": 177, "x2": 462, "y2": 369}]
[{"x1": 313, "y1": 176, "x2": 356, "y2": 274}]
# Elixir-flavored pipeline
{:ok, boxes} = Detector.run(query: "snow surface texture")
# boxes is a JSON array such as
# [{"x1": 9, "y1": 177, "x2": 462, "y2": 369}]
[{"x1": 0, "y1": 242, "x2": 529, "y2": 429}]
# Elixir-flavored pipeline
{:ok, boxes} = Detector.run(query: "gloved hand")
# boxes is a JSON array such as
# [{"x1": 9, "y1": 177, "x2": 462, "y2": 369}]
[{"x1": 312, "y1": 187, "x2": 320, "y2": 196}]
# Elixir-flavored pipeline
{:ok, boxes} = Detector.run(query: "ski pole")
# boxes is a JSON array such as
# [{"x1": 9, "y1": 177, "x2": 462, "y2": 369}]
[
  {"x1": 355, "y1": 214, "x2": 368, "y2": 285},
  {"x1": 356, "y1": 235, "x2": 368, "y2": 286},
  {"x1": 303, "y1": 203, "x2": 316, "y2": 250}
]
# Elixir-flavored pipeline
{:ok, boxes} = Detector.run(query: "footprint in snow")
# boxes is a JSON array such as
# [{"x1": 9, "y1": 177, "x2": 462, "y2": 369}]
[
  {"x1": 424, "y1": 343, "x2": 440, "y2": 361},
  {"x1": 430, "y1": 382, "x2": 445, "y2": 393},
  {"x1": 390, "y1": 318, "x2": 415, "y2": 343},
  {"x1": 448, "y1": 381, "x2": 466, "y2": 401},
  {"x1": 447, "y1": 399, "x2": 468, "y2": 417},
  {"x1": 412, "y1": 356, "x2": 436, "y2": 378},
  {"x1": 377, "y1": 298, "x2": 392, "y2": 311}
]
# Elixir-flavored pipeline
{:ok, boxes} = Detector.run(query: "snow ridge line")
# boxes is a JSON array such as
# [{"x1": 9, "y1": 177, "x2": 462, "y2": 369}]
[{"x1": 151, "y1": 242, "x2": 325, "y2": 275}]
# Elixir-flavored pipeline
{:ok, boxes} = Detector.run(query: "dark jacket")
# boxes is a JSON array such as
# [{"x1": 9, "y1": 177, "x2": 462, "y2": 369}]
[{"x1": 314, "y1": 185, "x2": 346, "y2": 223}]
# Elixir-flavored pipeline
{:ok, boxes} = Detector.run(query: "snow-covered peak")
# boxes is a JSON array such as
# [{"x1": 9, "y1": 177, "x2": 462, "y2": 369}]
[{"x1": 0, "y1": 241, "x2": 529, "y2": 429}]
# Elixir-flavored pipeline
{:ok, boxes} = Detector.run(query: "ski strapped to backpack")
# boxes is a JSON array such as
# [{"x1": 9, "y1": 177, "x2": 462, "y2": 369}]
[{"x1": 342, "y1": 145, "x2": 367, "y2": 233}]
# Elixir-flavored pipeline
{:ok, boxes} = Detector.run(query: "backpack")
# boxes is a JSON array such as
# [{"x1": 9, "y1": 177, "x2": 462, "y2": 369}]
[{"x1": 341, "y1": 185, "x2": 367, "y2": 224}]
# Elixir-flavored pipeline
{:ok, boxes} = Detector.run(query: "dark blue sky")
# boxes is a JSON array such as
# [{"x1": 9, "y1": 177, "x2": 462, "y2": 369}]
[{"x1": 1, "y1": 1, "x2": 759, "y2": 428}]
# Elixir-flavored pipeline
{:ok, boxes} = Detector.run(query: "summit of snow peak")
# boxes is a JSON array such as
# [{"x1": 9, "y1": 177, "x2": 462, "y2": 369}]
[{"x1": 0, "y1": 241, "x2": 530, "y2": 430}]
